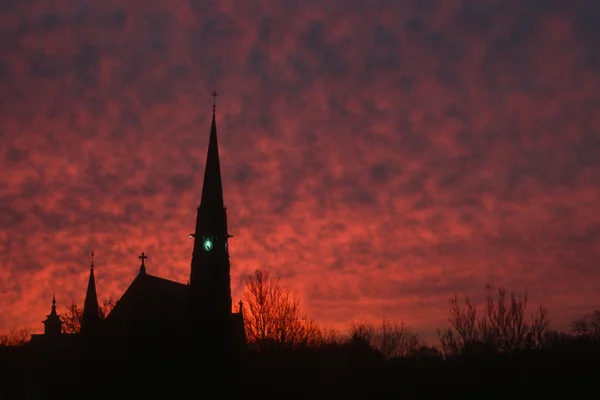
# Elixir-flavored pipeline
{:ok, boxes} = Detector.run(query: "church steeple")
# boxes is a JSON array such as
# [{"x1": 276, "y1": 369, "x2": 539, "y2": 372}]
[
  {"x1": 199, "y1": 90, "x2": 225, "y2": 213},
  {"x1": 189, "y1": 91, "x2": 232, "y2": 321},
  {"x1": 42, "y1": 294, "x2": 63, "y2": 336},
  {"x1": 81, "y1": 251, "x2": 101, "y2": 335}
]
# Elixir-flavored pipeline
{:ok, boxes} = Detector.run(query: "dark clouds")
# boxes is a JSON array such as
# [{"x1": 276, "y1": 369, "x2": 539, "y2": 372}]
[{"x1": 0, "y1": 0, "x2": 599, "y2": 342}]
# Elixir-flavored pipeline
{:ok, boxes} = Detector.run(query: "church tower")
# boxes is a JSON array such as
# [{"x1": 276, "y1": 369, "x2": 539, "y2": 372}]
[
  {"x1": 42, "y1": 294, "x2": 63, "y2": 336},
  {"x1": 81, "y1": 251, "x2": 101, "y2": 335},
  {"x1": 189, "y1": 91, "x2": 233, "y2": 330}
]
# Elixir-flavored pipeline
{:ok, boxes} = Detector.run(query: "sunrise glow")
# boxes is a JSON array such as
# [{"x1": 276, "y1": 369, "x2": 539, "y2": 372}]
[{"x1": 0, "y1": 0, "x2": 599, "y2": 346}]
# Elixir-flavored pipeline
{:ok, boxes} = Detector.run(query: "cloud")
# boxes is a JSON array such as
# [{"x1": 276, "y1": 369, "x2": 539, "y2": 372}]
[{"x1": 0, "y1": 0, "x2": 598, "y2": 343}]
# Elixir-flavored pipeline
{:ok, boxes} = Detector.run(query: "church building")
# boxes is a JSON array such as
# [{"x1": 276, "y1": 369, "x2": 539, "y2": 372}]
[{"x1": 30, "y1": 92, "x2": 246, "y2": 362}]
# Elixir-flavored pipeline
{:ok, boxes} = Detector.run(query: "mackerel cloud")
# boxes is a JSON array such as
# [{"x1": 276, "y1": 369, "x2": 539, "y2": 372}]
[{"x1": 1, "y1": 0, "x2": 599, "y2": 342}]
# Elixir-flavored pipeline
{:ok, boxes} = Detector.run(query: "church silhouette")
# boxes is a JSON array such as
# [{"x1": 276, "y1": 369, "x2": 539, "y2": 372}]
[{"x1": 25, "y1": 93, "x2": 247, "y2": 398}]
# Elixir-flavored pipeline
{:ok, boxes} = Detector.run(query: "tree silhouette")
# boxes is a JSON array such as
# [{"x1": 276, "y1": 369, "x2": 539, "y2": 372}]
[
  {"x1": 62, "y1": 297, "x2": 117, "y2": 334},
  {"x1": 348, "y1": 318, "x2": 377, "y2": 345},
  {"x1": 348, "y1": 318, "x2": 421, "y2": 359},
  {"x1": 242, "y1": 269, "x2": 320, "y2": 351},
  {"x1": 62, "y1": 301, "x2": 83, "y2": 334},
  {"x1": 316, "y1": 326, "x2": 344, "y2": 346},
  {"x1": 571, "y1": 310, "x2": 600, "y2": 339},
  {"x1": 0, "y1": 326, "x2": 32, "y2": 346},
  {"x1": 376, "y1": 319, "x2": 421, "y2": 359},
  {"x1": 438, "y1": 284, "x2": 549, "y2": 357}
]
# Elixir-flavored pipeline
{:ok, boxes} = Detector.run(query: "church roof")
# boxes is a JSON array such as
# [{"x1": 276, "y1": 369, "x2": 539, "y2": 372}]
[{"x1": 102, "y1": 273, "x2": 190, "y2": 337}]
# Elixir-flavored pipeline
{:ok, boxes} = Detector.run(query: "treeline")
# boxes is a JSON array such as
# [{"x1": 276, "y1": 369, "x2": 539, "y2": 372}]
[
  {"x1": 1, "y1": 269, "x2": 599, "y2": 396},
  {"x1": 1, "y1": 268, "x2": 599, "y2": 357},
  {"x1": 241, "y1": 269, "x2": 598, "y2": 357},
  {"x1": 239, "y1": 270, "x2": 599, "y2": 396},
  {"x1": 242, "y1": 269, "x2": 423, "y2": 357}
]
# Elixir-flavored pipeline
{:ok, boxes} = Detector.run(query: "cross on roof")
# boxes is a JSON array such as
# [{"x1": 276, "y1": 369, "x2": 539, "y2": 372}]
[{"x1": 139, "y1": 252, "x2": 148, "y2": 266}]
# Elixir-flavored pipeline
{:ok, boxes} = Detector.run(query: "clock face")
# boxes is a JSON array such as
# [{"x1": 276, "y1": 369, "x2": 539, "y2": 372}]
[{"x1": 203, "y1": 238, "x2": 213, "y2": 251}]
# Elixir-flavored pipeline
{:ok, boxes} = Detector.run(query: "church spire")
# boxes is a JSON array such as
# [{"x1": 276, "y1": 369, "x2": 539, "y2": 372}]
[
  {"x1": 81, "y1": 251, "x2": 101, "y2": 335},
  {"x1": 199, "y1": 90, "x2": 225, "y2": 212},
  {"x1": 189, "y1": 91, "x2": 232, "y2": 321}
]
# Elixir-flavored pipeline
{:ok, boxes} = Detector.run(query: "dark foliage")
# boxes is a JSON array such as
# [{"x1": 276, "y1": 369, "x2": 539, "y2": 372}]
[{"x1": 0, "y1": 330, "x2": 598, "y2": 399}]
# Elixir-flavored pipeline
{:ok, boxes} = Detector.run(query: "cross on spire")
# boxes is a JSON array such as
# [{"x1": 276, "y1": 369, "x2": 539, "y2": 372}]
[
  {"x1": 211, "y1": 90, "x2": 218, "y2": 115},
  {"x1": 90, "y1": 250, "x2": 94, "y2": 270},
  {"x1": 139, "y1": 252, "x2": 148, "y2": 275}
]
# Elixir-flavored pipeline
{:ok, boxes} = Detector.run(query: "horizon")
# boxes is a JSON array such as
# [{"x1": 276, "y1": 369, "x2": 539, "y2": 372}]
[{"x1": 1, "y1": 0, "x2": 599, "y2": 346}]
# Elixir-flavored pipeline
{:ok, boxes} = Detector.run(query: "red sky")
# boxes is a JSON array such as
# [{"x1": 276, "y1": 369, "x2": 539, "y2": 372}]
[{"x1": 1, "y1": 0, "x2": 599, "y2": 344}]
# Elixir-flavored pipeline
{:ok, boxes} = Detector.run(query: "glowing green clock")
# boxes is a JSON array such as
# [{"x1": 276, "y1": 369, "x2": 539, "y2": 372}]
[{"x1": 203, "y1": 238, "x2": 213, "y2": 251}]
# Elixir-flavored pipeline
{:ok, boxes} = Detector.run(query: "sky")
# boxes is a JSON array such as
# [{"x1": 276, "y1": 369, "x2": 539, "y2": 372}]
[{"x1": 0, "y1": 0, "x2": 599, "y2": 344}]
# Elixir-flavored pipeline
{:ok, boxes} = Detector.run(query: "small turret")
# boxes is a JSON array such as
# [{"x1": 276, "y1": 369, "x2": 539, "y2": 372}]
[{"x1": 42, "y1": 294, "x2": 63, "y2": 336}]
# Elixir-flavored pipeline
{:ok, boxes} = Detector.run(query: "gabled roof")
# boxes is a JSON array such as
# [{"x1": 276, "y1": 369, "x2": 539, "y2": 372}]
[{"x1": 102, "y1": 273, "x2": 190, "y2": 337}]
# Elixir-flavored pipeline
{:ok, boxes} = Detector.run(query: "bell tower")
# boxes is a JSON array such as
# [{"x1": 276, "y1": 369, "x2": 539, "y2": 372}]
[{"x1": 189, "y1": 91, "x2": 232, "y2": 324}]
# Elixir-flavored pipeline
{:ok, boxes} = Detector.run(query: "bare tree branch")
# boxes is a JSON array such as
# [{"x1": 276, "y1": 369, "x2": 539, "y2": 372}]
[
  {"x1": 62, "y1": 297, "x2": 117, "y2": 334},
  {"x1": 570, "y1": 310, "x2": 600, "y2": 340},
  {"x1": 0, "y1": 326, "x2": 32, "y2": 346},
  {"x1": 438, "y1": 284, "x2": 548, "y2": 356},
  {"x1": 375, "y1": 319, "x2": 421, "y2": 359},
  {"x1": 62, "y1": 300, "x2": 83, "y2": 334},
  {"x1": 242, "y1": 269, "x2": 318, "y2": 351},
  {"x1": 347, "y1": 318, "x2": 377, "y2": 346}
]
